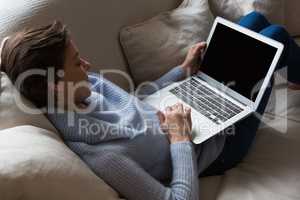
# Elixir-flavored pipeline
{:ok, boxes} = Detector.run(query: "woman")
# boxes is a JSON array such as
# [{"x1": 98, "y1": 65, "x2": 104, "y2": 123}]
[{"x1": 1, "y1": 11, "x2": 299, "y2": 200}]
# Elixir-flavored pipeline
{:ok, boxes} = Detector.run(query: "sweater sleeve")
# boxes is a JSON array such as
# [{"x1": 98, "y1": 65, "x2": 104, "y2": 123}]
[
  {"x1": 47, "y1": 112, "x2": 135, "y2": 144},
  {"x1": 85, "y1": 141, "x2": 199, "y2": 200},
  {"x1": 136, "y1": 66, "x2": 186, "y2": 99}
]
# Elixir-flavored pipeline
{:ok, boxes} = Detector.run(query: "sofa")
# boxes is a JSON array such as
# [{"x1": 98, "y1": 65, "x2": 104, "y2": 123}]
[{"x1": 0, "y1": 0, "x2": 300, "y2": 200}]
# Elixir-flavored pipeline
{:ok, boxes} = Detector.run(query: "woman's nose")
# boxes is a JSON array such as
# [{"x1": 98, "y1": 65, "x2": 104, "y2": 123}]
[{"x1": 81, "y1": 58, "x2": 91, "y2": 71}]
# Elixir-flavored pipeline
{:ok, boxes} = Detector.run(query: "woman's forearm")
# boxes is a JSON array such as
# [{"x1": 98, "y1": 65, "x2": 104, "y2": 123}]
[
  {"x1": 136, "y1": 66, "x2": 185, "y2": 98},
  {"x1": 169, "y1": 141, "x2": 199, "y2": 200}
]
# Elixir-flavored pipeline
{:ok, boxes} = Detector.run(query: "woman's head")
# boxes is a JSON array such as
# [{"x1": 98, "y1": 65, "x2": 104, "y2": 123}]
[{"x1": 0, "y1": 21, "x2": 91, "y2": 109}]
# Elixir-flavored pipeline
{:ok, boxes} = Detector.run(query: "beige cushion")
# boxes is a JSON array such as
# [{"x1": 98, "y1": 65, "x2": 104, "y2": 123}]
[
  {"x1": 0, "y1": 0, "x2": 181, "y2": 90},
  {"x1": 0, "y1": 125, "x2": 120, "y2": 200},
  {"x1": 215, "y1": 71, "x2": 300, "y2": 200},
  {"x1": 120, "y1": 0, "x2": 213, "y2": 85}
]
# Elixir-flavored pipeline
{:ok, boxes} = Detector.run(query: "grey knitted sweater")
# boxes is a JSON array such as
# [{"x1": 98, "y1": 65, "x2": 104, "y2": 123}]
[{"x1": 47, "y1": 66, "x2": 225, "y2": 200}]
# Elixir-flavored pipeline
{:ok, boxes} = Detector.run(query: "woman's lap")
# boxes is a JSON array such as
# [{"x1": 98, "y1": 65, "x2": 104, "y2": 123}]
[{"x1": 200, "y1": 84, "x2": 272, "y2": 177}]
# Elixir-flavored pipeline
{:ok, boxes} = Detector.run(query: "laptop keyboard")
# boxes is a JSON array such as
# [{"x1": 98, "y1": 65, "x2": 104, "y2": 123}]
[{"x1": 169, "y1": 77, "x2": 244, "y2": 125}]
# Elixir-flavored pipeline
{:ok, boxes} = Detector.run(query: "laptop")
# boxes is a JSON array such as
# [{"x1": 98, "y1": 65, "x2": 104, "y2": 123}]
[{"x1": 143, "y1": 17, "x2": 284, "y2": 144}]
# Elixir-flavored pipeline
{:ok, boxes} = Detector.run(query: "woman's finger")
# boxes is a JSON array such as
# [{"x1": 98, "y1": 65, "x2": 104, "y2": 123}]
[
  {"x1": 165, "y1": 106, "x2": 172, "y2": 113},
  {"x1": 183, "y1": 106, "x2": 190, "y2": 116},
  {"x1": 195, "y1": 42, "x2": 206, "y2": 54},
  {"x1": 198, "y1": 42, "x2": 207, "y2": 49},
  {"x1": 187, "y1": 108, "x2": 192, "y2": 125},
  {"x1": 177, "y1": 103, "x2": 184, "y2": 113},
  {"x1": 173, "y1": 103, "x2": 180, "y2": 110}
]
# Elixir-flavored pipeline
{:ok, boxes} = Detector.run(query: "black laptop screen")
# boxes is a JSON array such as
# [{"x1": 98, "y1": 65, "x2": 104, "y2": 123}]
[{"x1": 201, "y1": 23, "x2": 278, "y2": 100}]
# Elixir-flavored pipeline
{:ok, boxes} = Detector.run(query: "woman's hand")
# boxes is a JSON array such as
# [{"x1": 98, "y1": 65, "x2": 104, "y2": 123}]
[
  {"x1": 181, "y1": 42, "x2": 206, "y2": 76},
  {"x1": 161, "y1": 103, "x2": 192, "y2": 144}
]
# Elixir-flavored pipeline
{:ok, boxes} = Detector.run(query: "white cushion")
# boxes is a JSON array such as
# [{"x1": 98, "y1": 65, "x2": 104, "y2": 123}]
[
  {"x1": 209, "y1": 0, "x2": 300, "y2": 36},
  {"x1": 120, "y1": 0, "x2": 213, "y2": 85},
  {"x1": 209, "y1": 0, "x2": 253, "y2": 22},
  {"x1": 209, "y1": 0, "x2": 284, "y2": 22},
  {"x1": 0, "y1": 125, "x2": 120, "y2": 200},
  {"x1": 208, "y1": 0, "x2": 300, "y2": 36}
]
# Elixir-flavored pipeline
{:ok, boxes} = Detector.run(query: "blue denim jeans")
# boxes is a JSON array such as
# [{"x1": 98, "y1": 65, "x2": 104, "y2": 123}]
[{"x1": 200, "y1": 11, "x2": 300, "y2": 177}]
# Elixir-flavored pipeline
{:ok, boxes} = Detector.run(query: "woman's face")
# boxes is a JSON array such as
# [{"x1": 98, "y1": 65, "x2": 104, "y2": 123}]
[{"x1": 56, "y1": 39, "x2": 91, "y2": 106}]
